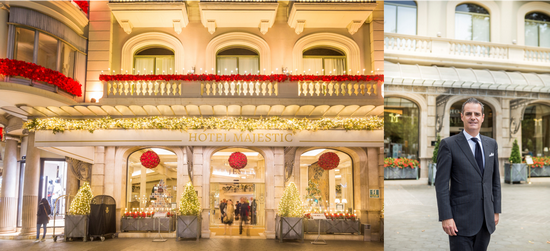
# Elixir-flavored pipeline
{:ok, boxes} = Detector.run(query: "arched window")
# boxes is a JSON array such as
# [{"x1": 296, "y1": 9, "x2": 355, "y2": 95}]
[
  {"x1": 449, "y1": 99, "x2": 493, "y2": 137},
  {"x1": 216, "y1": 47, "x2": 259, "y2": 75},
  {"x1": 522, "y1": 104, "x2": 550, "y2": 157},
  {"x1": 455, "y1": 4, "x2": 490, "y2": 42},
  {"x1": 384, "y1": 1, "x2": 417, "y2": 35},
  {"x1": 525, "y1": 12, "x2": 550, "y2": 48},
  {"x1": 133, "y1": 47, "x2": 175, "y2": 74},
  {"x1": 384, "y1": 97, "x2": 419, "y2": 160},
  {"x1": 300, "y1": 149, "x2": 354, "y2": 212},
  {"x1": 302, "y1": 47, "x2": 346, "y2": 75},
  {"x1": 209, "y1": 148, "x2": 265, "y2": 229},
  {"x1": 126, "y1": 148, "x2": 177, "y2": 211}
]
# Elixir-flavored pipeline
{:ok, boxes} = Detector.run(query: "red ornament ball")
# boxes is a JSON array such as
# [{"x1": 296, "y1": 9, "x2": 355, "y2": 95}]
[
  {"x1": 140, "y1": 150, "x2": 160, "y2": 169},
  {"x1": 318, "y1": 152, "x2": 340, "y2": 170},
  {"x1": 228, "y1": 152, "x2": 248, "y2": 169}
]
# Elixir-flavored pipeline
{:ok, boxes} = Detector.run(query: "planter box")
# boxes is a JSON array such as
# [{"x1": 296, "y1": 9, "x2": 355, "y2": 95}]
[
  {"x1": 504, "y1": 163, "x2": 527, "y2": 183},
  {"x1": 121, "y1": 218, "x2": 139, "y2": 232},
  {"x1": 530, "y1": 166, "x2": 550, "y2": 177},
  {"x1": 304, "y1": 219, "x2": 326, "y2": 233},
  {"x1": 121, "y1": 217, "x2": 174, "y2": 232},
  {"x1": 154, "y1": 217, "x2": 175, "y2": 232},
  {"x1": 428, "y1": 163, "x2": 437, "y2": 186},
  {"x1": 275, "y1": 216, "x2": 303, "y2": 242},
  {"x1": 65, "y1": 215, "x2": 89, "y2": 241},
  {"x1": 326, "y1": 219, "x2": 360, "y2": 234},
  {"x1": 384, "y1": 167, "x2": 419, "y2": 180},
  {"x1": 176, "y1": 215, "x2": 201, "y2": 240}
]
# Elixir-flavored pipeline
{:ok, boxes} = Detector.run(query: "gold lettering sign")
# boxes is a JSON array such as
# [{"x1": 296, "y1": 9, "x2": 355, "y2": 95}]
[{"x1": 188, "y1": 132, "x2": 293, "y2": 143}]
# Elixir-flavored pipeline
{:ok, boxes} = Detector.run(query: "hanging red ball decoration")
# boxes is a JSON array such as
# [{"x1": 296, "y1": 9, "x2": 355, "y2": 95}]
[
  {"x1": 140, "y1": 150, "x2": 160, "y2": 169},
  {"x1": 228, "y1": 152, "x2": 247, "y2": 169},
  {"x1": 318, "y1": 152, "x2": 340, "y2": 170}
]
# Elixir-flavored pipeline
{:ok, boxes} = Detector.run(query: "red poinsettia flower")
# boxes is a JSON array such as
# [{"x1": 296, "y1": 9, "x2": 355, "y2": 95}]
[
  {"x1": 318, "y1": 152, "x2": 340, "y2": 170},
  {"x1": 229, "y1": 152, "x2": 247, "y2": 169}
]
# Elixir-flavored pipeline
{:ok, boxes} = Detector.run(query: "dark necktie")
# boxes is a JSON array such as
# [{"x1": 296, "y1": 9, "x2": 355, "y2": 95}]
[{"x1": 471, "y1": 138, "x2": 484, "y2": 175}]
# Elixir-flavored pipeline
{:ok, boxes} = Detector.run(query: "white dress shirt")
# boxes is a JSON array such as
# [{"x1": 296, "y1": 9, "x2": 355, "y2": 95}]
[{"x1": 463, "y1": 130, "x2": 485, "y2": 169}]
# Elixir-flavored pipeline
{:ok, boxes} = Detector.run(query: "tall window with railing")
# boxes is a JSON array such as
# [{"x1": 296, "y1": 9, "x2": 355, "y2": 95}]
[
  {"x1": 133, "y1": 47, "x2": 175, "y2": 74},
  {"x1": 455, "y1": 4, "x2": 490, "y2": 42},
  {"x1": 302, "y1": 47, "x2": 346, "y2": 75},
  {"x1": 384, "y1": 1, "x2": 417, "y2": 35},
  {"x1": 216, "y1": 47, "x2": 259, "y2": 75},
  {"x1": 525, "y1": 12, "x2": 550, "y2": 48}
]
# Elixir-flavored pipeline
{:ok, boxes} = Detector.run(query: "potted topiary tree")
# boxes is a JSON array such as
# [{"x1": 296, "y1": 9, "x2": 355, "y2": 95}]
[
  {"x1": 505, "y1": 139, "x2": 527, "y2": 183},
  {"x1": 176, "y1": 181, "x2": 201, "y2": 241},
  {"x1": 276, "y1": 182, "x2": 304, "y2": 242},
  {"x1": 428, "y1": 136, "x2": 441, "y2": 186},
  {"x1": 65, "y1": 181, "x2": 93, "y2": 242}
]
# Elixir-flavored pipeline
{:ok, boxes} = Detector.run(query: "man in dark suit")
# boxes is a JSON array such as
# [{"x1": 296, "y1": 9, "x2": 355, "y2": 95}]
[{"x1": 435, "y1": 98, "x2": 501, "y2": 251}]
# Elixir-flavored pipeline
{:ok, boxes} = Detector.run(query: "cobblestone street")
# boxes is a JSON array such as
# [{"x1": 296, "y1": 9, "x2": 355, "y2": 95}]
[{"x1": 384, "y1": 181, "x2": 550, "y2": 251}]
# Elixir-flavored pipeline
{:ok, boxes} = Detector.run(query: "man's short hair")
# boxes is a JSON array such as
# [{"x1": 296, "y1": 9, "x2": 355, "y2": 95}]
[{"x1": 461, "y1": 98, "x2": 484, "y2": 114}]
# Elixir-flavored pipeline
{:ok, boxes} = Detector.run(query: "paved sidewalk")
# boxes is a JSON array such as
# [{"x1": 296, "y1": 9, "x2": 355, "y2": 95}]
[
  {"x1": 384, "y1": 182, "x2": 550, "y2": 251},
  {"x1": 0, "y1": 237, "x2": 382, "y2": 251}
]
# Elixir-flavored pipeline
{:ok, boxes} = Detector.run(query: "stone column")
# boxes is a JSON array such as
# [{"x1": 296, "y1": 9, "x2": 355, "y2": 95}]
[
  {"x1": 0, "y1": 137, "x2": 19, "y2": 233},
  {"x1": 0, "y1": 4, "x2": 9, "y2": 59},
  {"x1": 19, "y1": 132, "x2": 41, "y2": 236}
]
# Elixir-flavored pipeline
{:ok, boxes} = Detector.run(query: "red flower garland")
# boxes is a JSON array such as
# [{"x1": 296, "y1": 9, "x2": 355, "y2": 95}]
[
  {"x1": 73, "y1": 1, "x2": 89, "y2": 15},
  {"x1": 228, "y1": 152, "x2": 247, "y2": 170},
  {"x1": 99, "y1": 73, "x2": 384, "y2": 83},
  {"x1": 140, "y1": 150, "x2": 160, "y2": 169},
  {"x1": 0, "y1": 58, "x2": 82, "y2": 96},
  {"x1": 318, "y1": 152, "x2": 340, "y2": 170}
]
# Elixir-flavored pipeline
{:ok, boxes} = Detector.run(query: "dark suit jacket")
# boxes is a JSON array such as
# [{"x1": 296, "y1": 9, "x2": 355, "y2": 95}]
[{"x1": 435, "y1": 132, "x2": 502, "y2": 237}]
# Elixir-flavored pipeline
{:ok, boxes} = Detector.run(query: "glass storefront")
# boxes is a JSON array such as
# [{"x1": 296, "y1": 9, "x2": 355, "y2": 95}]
[
  {"x1": 384, "y1": 97, "x2": 419, "y2": 160},
  {"x1": 449, "y1": 99, "x2": 493, "y2": 138},
  {"x1": 209, "y1": 148, "x2": 266, "y2": 235},
  {"x1": 126, "y1": 148, "x2": 177, "y2": 212},
  {"x1": 299, "y1": 149, "x2": 354, "y2": 213},
  {"x1": 522, "y1": 104, "x2": 550, "y2": 157}
]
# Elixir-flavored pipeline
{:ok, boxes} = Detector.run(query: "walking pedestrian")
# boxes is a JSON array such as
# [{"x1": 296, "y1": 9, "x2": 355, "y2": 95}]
[{"x1": 35, "y1": 198, "x2": 51, "y2": 242}]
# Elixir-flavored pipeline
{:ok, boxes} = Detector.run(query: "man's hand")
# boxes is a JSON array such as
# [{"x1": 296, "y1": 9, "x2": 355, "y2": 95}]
[
  {"x1": 494, "y1": 213, "x2": 499, "y2": 226},
  {"x1": 442, "y1": 218, "x2": 458, "y2": 236}
]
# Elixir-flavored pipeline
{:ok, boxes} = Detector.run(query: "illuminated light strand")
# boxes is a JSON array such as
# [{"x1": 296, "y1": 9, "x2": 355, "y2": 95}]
[{"x1": 24, "y1": 116, "x2": 384, "y2": 134}]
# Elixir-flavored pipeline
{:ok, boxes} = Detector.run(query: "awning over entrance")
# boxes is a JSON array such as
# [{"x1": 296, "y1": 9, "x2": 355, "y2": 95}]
[
  {"x1": 385, "y1": 61, "x2": 550, "y2": 93},
  {"x1": 2, "y1": 104, "x2": 383, "y2": 119}
]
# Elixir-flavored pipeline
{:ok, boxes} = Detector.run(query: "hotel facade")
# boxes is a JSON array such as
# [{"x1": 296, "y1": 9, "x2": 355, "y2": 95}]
[{"x1": 0, "y1": 0, "x2": 383, "y2": 241}]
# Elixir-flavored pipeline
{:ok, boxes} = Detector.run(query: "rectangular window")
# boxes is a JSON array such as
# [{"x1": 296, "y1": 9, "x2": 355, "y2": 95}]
[
  {"x1": 303, "y1": 57, "x2": 345, "y2": 75},
  {"x1": 384, "y1": 5, "x2": 397, "y2": 33},
  {"x1": 539, "y1": 23, "x2": 550, "y2": 48},
  {"x1": 60, "y1": 43, "x2": 76, "y2": 79},
  {"x1": 217, "y1": 57, "x2": 238, "y2": 75},
  {"x1": 217, "y1": 56, "x2": 258, "y2": 75},
  {"x1": 455, "y1": 13, "x2": 490, "y2": 42},
  {"x1": 525, "y1": 21, "x2": 539, "y2": 47},
  {"x1": 37, "y1": 33, "x2": 58, "y2": 71},
  {"x1": 14, "y1": 27, "x2": 35, "y2": 63}
]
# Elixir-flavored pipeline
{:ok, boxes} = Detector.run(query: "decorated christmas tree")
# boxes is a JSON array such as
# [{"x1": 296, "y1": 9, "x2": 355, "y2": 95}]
[
  {"x1": 179, "y1": 182, "x2": 201, "y2": 216},
  {"x1": 278, "y1": 182, "x2": 304, "y2": 217},
  {"x1": 509, "y1": 139, "x2": 521, "y2": 164},
  {"x1": 69, "y1": 181, "x2": 93, "y2": 215}
]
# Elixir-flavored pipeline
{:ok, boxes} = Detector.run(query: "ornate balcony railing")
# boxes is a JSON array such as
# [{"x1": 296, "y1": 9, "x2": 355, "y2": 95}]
[
  {"x1": 384, "y1": 33, "x2": 550, "y2": 72},
  {"x1": 100, "y1": 74, "x2": 382, "y2": 99}
]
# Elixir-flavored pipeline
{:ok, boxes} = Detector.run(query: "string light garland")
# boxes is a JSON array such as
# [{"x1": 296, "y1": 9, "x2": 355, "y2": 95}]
[
  {"x1": 0, "y1": 58, "x2": 83, "y2": 96},
  {"x1": 99, "y1": 73, "x2": 383, "y2": 83},
  {"x1": 24, "y1": 116, "x2": 384, "y2": 133},
  {"x1": 278, "y1": 182, "x2": 304, "y2": 217},
  {"x1": 179, "y1": 182, "x2": 201, "y2": 216},
  {"x1": 68, "y1": 182, "x2": 93, "y2": 215}
]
